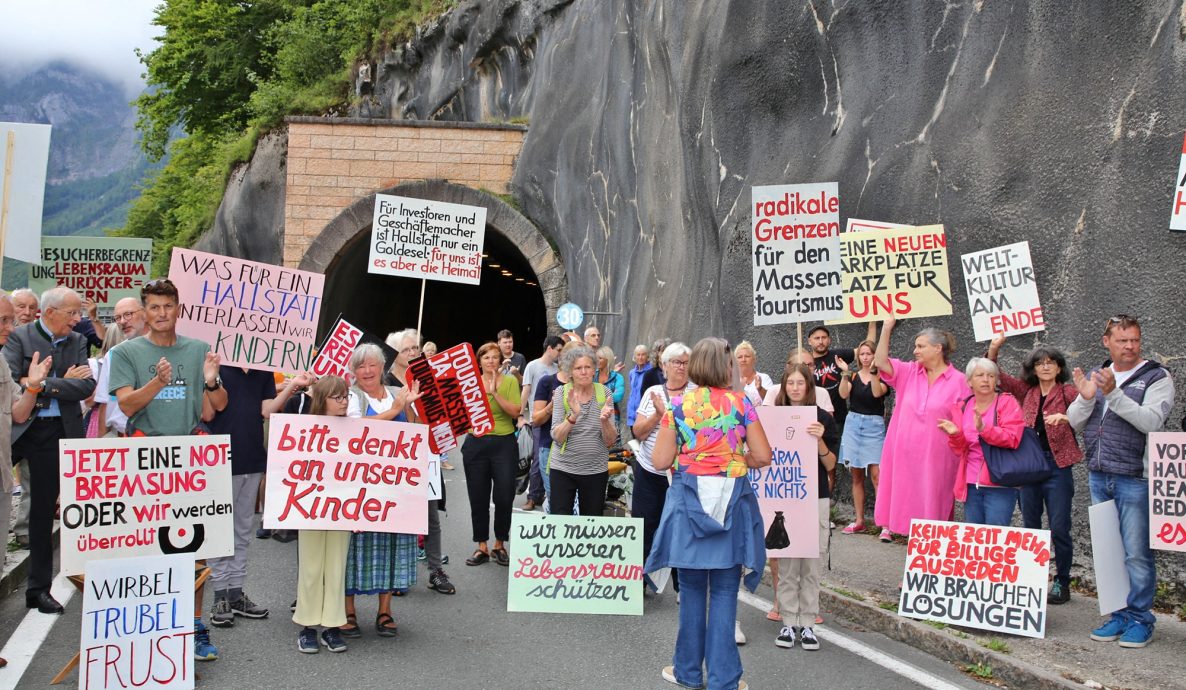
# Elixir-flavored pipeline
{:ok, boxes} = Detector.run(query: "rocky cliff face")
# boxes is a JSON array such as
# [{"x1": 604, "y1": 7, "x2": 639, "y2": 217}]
[{"x1": 206, "y1": 0, "x2": 1186, "y2": 594}]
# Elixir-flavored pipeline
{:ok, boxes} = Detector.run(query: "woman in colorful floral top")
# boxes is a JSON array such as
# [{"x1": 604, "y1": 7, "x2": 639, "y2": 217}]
[{"x1": 647, "y1": 337, "x2": 772, "y2": 690}]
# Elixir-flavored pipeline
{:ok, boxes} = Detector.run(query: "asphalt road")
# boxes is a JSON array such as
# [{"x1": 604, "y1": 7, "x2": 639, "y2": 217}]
[{"x1": 0, "y1": 469, "x2": 985, "y2": 690}]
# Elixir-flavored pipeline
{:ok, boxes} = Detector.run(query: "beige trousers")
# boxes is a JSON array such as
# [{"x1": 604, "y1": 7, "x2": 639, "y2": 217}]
[
  {"x1": 293, "y1": 530, "x2": 350, "y2": 628},
  {"x1": 776, "y1": 498, "x2": 830, "y2": 628}
]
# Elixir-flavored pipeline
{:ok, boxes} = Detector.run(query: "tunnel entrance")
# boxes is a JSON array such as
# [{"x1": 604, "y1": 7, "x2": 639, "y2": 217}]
[{"x1": 299, "y1": 181, "x2": 567, "y2": 361}]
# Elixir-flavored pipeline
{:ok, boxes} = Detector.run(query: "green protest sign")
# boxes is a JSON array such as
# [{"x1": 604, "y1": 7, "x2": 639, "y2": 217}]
[
  {"x1": 30, "y1": 236, "x2": 152, "y2": 315},
  {"x1": 507, "y1": 513, "x2": 643, "y2": 615}
]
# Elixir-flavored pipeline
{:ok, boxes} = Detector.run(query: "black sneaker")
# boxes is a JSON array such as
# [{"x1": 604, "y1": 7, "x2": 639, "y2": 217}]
[
  {"x1": 210, "y1": 598, "x2": 234, "y2": 628},
  {"x1": 297, "y1": 627, "x2": 318, "y2": 654},
  {"x1": 428, "y1": 568, "x2": 456, "y2": 594},
  {"x1": 320, "y1": 627, "x2": 347, "y2": 653},
  {"x1": 1048, "y1": 581, "x2": 1070, "y2": 605},
  {"x1": 230, "y1": 593, "x2": 269, "y2": 619},
  {"x1": 775, "y1": 626, "x2": 796, "y2": 649},
  {"x1": 799, "y1": 627, "x2": 820, "y2": 651}
]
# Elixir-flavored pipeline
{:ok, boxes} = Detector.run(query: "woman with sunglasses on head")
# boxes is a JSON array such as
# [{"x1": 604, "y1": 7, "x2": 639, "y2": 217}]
[
  {"x1": 293, "y1": 376, "x2": 353, "y2": 653},
  {"x1": 987, "y1": 334, "x2": 1080, "y2": 604},
  {"x1": 837, "y1": 340, "x2": 887, "y2": 536}
]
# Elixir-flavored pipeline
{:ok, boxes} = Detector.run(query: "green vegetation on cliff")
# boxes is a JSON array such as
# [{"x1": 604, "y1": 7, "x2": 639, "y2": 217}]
[{"x1": 122, "y1": 0, "x2": 456, "y2": 271}]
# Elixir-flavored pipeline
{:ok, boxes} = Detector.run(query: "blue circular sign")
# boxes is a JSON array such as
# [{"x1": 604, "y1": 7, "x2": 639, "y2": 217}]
[{"x1": 556, "y1": 302, "x2": 584, "y2": 330}]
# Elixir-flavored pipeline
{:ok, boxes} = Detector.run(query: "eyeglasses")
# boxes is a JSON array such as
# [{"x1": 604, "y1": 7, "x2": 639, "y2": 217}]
[
  {"x1": 54, "y1": 308, "x2": 82, "y2": 318},
  {"x1": 1104, "y1": 313, "x2": 1140, "y2": 335},
  {"x1": 399, "y1": 346, "x2": 421, "y2": 354},
  {"x1": 114, "y1": 310, "x2": 142, "y2": 322},
  {"x1": 328, "y1": 394, "x2": 349, "y2": 402},
  {"x1": 668, "y1": 359, "x2": 689, "y2": 368}
]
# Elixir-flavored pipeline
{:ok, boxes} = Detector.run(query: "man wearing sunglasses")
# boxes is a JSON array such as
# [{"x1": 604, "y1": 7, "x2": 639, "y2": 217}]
[
  {"x1": 1069, "y1": 315, "x2": 1175, "y2": 649},
  {"x1": 109, "y1": 278, "x2": 228, "y2": 661}
]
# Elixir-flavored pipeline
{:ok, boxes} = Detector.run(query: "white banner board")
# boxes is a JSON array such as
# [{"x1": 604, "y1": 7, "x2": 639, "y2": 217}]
[{"x1": 368, "y1": 194, "x2": 486, "y2": 284}]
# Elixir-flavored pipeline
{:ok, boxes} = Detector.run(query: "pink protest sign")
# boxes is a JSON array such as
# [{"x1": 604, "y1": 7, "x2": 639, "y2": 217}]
[
  {"x1": 751, "y1": 406, "x2": 819, "y2": 558},
  {"x1": 1150, "y1": 432, "x2": 1186, "y2": 552},
  {"x1": 168, "y1": 248, "x2": 324, "y2": 373},
  {"x1": 263, "y1": 414, "x2": 429, "y2": 534}
]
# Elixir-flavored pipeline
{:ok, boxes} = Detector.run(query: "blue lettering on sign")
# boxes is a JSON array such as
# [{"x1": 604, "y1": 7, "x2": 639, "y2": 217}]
[{"x1": 556, "y1": 302, "x2": 584, "y2": 330}]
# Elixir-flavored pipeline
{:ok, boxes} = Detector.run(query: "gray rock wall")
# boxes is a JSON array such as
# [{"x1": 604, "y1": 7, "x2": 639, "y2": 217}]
[{"x1": 205, "y1": 0, "x2": 1186, "y2": 598}]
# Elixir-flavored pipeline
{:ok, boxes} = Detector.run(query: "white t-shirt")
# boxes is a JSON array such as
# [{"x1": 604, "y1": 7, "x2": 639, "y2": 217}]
[
  {"x1": 521, "y1": 357, "x2": 558, "y2": 416},
  {"x1": 1104, "y1": 361, "x2": 1145, "y2": 415},
  {"x1": 93, "y1": 351, "x2": 130, "y2": 434},
  {"x1": 741, "y1": 372, "x2": 774, "y2": 407},
  {"x1": 762, "y1": 383, "x2": 835, "y2": 412},
  {"x1": 348, "y1": 389, "x2": 396, "y2": 418},
  {"x1": 634, "y1": 382, "x2": 698, "y2": 475}
]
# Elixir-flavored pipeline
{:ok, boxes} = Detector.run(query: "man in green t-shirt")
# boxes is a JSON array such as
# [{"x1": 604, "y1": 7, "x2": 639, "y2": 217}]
[{"x1": 108, "y1": 278, "x2": 228, "y2": 662}]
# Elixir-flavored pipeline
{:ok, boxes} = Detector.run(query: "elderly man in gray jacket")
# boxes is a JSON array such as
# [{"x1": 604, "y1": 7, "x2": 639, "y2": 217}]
[
  {"x1": 2, "y1": 287, "x2": 95, "y2": 615},
  {"x1": 0, "y1": 293, "x2": 52, "y2": 667}
]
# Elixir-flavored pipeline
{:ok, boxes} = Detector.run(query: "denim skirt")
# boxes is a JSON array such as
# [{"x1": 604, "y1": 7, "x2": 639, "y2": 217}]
[{"x1": 839, "y1": 412, "x2": 885, "y2": 469}]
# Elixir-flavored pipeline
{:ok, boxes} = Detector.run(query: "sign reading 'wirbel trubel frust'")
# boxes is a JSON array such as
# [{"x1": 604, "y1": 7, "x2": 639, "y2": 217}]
[
  {"x1": 751, "y1": 183, "x2": 844, "y2": 325},
  {"x1": 369, "y1": 194, "x2": 487, "y2": 285}
]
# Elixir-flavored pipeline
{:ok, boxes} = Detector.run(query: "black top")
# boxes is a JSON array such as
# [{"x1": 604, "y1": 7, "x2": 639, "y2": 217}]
[
  {"x1": 209, "y1": 366, "x2": 277, "y2": 475},
  {"x1": 640, "y1": 366, "x2": 666, "y2": 393},
  {"x1": 1035, "y1": 393, "x2": 1052, "y2": 452},
  {"x1": 534, "y1": 373, "x2": 564, "y2": 448},
  {"x1": 846, "y1": 372, "x2": 886, "y2": 416},
  {"x1": 813, "y1": 349, "x2": 854, "y2": 424},
  {"x1": 816, "y1": 408, "x2": 840, "y2": 500}
]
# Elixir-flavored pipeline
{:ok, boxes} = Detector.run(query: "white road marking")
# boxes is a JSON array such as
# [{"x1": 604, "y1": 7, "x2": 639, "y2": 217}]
[
  {"x1": 0, "y1": 574, "x2": 78, "y2": 687},
  {"x1": 736, "y1": 589, "x2": 970, "y2": 690}
]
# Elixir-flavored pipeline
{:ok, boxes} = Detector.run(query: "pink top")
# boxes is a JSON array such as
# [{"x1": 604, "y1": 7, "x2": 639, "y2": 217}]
[
  {"x1": 873, "y1": 357, "x2": 971, "y2": 535},
  {"x1": 947, "y1": 394, "x2": 1025, "y2": 501}
]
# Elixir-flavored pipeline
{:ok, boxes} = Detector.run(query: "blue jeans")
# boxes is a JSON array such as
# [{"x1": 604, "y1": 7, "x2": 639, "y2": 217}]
[
  {"x1": 964, "y1": 484, "x2": 1018, "y2": 526},
  {"x1": 1020, "y1": 459, "x2": 1074, "y2": 586},
  {"x1": 1089, "y1": 471, "x2": 1156, "y2": 626},
  {"x1": 527, "y1": 439, "x2": 546, "y2": 503},
  {"x1": 674, "y1": 566, "x2": 742, "y2": 690},
  {"x1": 539, "y1": 447, "x2": 551, "y2": 510}
]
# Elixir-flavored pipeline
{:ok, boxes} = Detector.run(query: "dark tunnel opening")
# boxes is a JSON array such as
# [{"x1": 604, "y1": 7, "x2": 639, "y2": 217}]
[{"x1": 319, "y1": 225, "x2": 548, "y2": 361}]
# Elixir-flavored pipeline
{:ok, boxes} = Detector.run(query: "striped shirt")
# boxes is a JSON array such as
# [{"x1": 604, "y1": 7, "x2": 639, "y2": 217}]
[{"x1": 549, "y1": 386, "x2": 609, "y2": 475}]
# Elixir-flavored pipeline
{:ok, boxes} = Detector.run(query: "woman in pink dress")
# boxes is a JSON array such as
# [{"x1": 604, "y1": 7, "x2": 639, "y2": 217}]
[{"x1": 872, "y1": 316, "x2": 971, "y2": 540}]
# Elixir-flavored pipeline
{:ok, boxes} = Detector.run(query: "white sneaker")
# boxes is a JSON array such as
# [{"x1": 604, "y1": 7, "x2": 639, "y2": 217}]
[
  {"x1": 735, "y1": 619, "x2": 747, "y2": 645},
  {"x1": 776, "y1": 625, "x2": 796, "y2": 648},
  {"x1": 800, "y1": 626, "x2": 820, "y2": 650}
]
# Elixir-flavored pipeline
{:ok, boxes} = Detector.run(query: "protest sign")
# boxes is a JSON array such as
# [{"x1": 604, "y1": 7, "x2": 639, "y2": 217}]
[
  {"x1": 751, "y1": 183, "x2": 844, "y2": 325},
  {"x1": 263, "y1": 414, "x2": 429, "y2": 534},
  {"x1": 168, "y1": 248, "x2": 324, "y2": 372},
  {"x1": 1171, "y1": 134, "x2": 1186, "y2": 231},
  {"x1": 30, "y1": 236, "x2": 152, "y2": 315},
  {"x1": 961, "y1": 241, "x2": 1044, "y2": 341},
  {"x1": 830, "y1": 224, "x2": 952, "y2": 324},
  {"x1": 58, "y1": 435, "x2": 233, "y2": 576},
  {"x1": 309, "y1": 314, "x2": 397, "y2": 385},
  {"x1": 508, "y1": 513, "x2": 643, "y2": 615},
  {"x1": 1089, "y1": 500, "x2": 1131, "y2": 615},
  {"x1": 845, "y1": 218, "x2": 911, "y2": 233},
  {"x1": 1149, "y1": 432, "x2": 1186, "y2": 552},
  {"x1": 369, "y1": 194, "x2": 486, "y2": 284},
  {"x1": 408, "y1": 343, "x2": 494, "y2": 454},
  {"x1": 80, "y1": 554, "x2": 194, "y2": 690},
  {"x1": 0, "y1": 121, "x2": 51, "y2": 263},
  {"x1": 898, "y1": 519, "x2": 1050, "y2": 638},
  {"x1": 751, "y1": 406, "x2": 819, "y2": 558}
]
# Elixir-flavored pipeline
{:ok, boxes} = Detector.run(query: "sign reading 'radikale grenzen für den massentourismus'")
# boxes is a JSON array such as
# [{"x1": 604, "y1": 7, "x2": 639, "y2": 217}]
[{"x1": 369, "y1": 194, "x2": 487, "y2": 285}]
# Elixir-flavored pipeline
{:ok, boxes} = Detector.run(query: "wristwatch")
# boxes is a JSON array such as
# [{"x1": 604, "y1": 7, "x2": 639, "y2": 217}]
[{"x1": 204, "y1": 376, "x2": 223, "y2": 391}]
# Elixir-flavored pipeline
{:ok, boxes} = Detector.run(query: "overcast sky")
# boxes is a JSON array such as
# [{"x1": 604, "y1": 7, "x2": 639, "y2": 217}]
[{"x1": 0, "y1": 0, "x2": 161, "y2": 94}]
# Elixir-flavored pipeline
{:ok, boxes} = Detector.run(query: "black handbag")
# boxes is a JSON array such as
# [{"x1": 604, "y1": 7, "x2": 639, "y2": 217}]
[
  {"x1": 765, "y1": 511, "x2": 790, "y2": 550},
  {"x1": 974, "y1": 398, "x2": 1055, "y2": 487}
]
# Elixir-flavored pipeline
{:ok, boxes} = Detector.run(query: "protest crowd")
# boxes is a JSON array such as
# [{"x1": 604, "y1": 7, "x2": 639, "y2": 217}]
[{"x1": 0, "y1": 261, "x2": 1177, "y2": 690}]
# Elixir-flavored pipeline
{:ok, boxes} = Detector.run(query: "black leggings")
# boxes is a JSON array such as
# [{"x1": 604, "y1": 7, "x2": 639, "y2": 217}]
[
  {"x1": 549, "y1": 469, "x2": 609, "y2": 517},
  {"x1": 462, "y1": 433, "x2": 518, "y2": 542}
]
